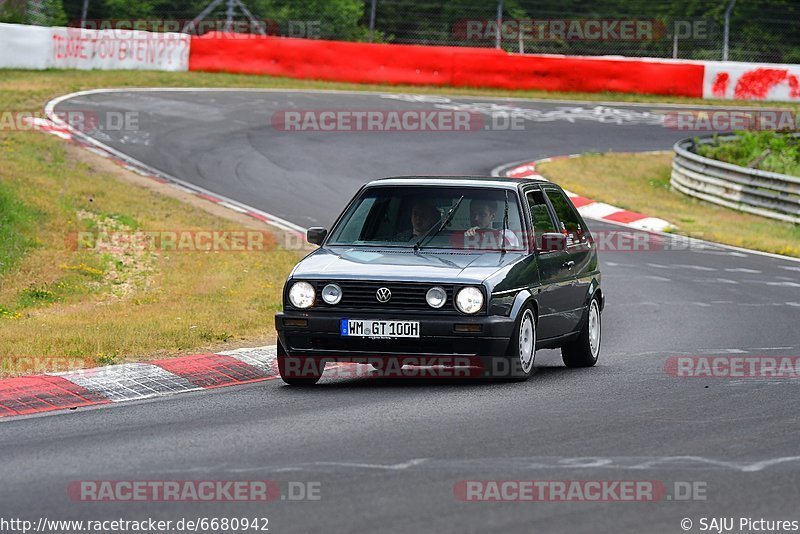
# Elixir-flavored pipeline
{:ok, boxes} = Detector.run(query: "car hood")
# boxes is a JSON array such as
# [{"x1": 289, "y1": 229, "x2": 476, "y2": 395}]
[{"x1": 292, "y1": 247, "x2": 526, "y2": 284}]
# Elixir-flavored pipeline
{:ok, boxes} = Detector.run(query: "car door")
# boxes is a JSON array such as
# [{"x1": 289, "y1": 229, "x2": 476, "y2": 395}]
[
  {"x1": 525, "y1": 187, "x2": 575, "y2": 339},
  {"x1": 542, "y1": 186, "x2": 593, "y2": 334}
]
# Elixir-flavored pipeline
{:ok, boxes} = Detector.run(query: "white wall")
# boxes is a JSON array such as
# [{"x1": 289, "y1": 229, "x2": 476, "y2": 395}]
[
  {"x1": 0, "y1": 23, "x2": 52, "y2": 69},
  {"x1": 1, "y1": 23, "x2": 190, "y2": 71}
]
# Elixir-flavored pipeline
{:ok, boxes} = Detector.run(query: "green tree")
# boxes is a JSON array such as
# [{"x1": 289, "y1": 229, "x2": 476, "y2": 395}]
[
  {"x1": 245, "y1": 0, "x2": 365, "y2": 40},
  {"x1": 0, "y1": 0, "x2": 27, "y2": 24},
  {"x1": 28, "y1": 0, "x2": 68, "y2": 25}
]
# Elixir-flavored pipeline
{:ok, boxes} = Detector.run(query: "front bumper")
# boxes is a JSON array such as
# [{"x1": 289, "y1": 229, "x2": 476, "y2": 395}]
[{"x1": 275, "y1": 311, "x2": 515, "y2": 361}]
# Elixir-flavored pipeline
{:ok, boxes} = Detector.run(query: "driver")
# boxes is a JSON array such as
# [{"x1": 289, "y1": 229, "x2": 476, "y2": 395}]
[{"x1": 395, "y1": 199, "x2": 440, "y2": 242}]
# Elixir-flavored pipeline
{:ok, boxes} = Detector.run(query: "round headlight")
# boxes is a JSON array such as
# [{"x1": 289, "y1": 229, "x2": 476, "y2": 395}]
[
  {"x1": 288, "y1": 281, "x2": 315, "y2": 309},
  {"x1": 426, "y1": 286, "x2": 447, "y2": 309},
  {"x1": 455, "y1": 286, "x2": 484, "y2": 314},
  {"x1": 321, "y1": 283, "x2": 342, "y2": 305}
]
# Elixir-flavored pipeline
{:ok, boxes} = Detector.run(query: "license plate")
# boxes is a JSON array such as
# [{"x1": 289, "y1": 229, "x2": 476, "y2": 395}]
[{"x1": 340, "y1": 319, "x2": 420, "y2": 339}]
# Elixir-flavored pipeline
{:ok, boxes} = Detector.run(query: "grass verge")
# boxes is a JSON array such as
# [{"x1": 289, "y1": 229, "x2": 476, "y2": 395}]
[
  {"x1": 0, "y1": 180, "x2": 39, "y2": 277},
  {"x1": 536, "y1": 152, "x2": 800, "y2": 258},
  {"x1": 0, "y1": 72, "x2": 320, "y2": 377}
]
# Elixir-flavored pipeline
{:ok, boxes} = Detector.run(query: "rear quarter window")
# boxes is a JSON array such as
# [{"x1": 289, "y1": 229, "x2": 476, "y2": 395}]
[{"x1": 544, "y1": 188, "x2": 587, "y2": 244}]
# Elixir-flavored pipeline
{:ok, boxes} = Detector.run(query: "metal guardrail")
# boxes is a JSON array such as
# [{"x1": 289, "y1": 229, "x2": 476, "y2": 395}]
[{"x1": 671, "y1": 134, "x2": 800, "y2": 224}]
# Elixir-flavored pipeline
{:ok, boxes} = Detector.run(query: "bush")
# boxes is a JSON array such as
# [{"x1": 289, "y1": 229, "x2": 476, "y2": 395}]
[{"x1": 695, "y1": 131, "x2": 800, "y2": 177}]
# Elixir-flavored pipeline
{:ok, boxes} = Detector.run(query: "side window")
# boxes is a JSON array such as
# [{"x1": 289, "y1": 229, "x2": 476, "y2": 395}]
[
  {"x1": 526, "y1": 189, "x2": 557, "y2": 235},
  {"x1": 544, "y1": 188, "x2": 586, "y2": 245}
]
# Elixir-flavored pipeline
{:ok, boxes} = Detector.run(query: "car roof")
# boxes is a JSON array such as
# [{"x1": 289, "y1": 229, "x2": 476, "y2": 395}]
[{"x1": 367, "y1": 175, "x2": 551, "y2": 190}]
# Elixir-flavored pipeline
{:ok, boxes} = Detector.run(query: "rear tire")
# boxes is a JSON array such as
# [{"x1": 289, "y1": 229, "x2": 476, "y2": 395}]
[
  {"x1": 277, "y1": 341, "x2": 323, "y2": 385},
  {"x1": 561, "y1": 296, "x2": 601, "y2": 368}
]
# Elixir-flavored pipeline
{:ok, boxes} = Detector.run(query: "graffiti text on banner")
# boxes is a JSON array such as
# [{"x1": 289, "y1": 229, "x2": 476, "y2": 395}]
[{"x1": 50, "y1": 27, "x2": 190, "y2": 71}]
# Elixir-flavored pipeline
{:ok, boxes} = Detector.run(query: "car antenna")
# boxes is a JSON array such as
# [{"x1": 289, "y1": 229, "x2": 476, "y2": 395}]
[{"x1": 501, "y1": 190, "x2": 509, "y2": 255}]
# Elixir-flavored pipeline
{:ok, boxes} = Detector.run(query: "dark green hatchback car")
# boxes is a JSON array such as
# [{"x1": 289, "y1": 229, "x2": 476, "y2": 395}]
[{"x1": 275, "y1": 176, "x2": 604, "y2": 385}]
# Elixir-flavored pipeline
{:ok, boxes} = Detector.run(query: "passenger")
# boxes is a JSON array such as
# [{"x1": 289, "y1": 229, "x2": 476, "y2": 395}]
[{"x1": 463, "y1": 199, "x2": 520, "y2": 249}]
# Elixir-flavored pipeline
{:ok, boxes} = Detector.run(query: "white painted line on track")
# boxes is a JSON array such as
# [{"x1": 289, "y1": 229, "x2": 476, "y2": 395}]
[
  {"x1": 185, "y1": 455, "x2": 800, "y2": 474},
  {"x1": 43, "y1": 85, "x2": 787, "y2": 110},
  {"x1": 675, "y1": 264, "x2": 717, "y2": 271}
]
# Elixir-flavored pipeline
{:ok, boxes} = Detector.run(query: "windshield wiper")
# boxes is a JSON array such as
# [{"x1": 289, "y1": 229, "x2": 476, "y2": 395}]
[
  {"x1": 413, "y1": 195, "x2": 465, "y2": 251},
  {"x1": 501, "y1": 190, "x2": 509, "y2": 255}
]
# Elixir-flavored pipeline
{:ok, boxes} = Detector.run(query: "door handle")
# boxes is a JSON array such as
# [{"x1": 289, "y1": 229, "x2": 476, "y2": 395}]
[{"x1": 563, "y1": 260, "x2": 575, "y2": 270}]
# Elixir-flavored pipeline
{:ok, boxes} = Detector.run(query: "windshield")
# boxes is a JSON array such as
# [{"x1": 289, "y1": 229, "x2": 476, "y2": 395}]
[{"x1": 327, "y1": 186, "x2": 526, "y2": 251}]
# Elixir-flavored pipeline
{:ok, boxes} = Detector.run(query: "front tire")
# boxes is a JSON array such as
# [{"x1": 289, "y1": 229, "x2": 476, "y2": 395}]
[
  {"x1": 277, "y1": 341, "x2": 323, "y2": 385},
  {"x1": 489, "y1": 306, "x2": 537, "y2": 381},
  {"x1": 561, "y1": 296, "x2": 601, "y2": 368}
]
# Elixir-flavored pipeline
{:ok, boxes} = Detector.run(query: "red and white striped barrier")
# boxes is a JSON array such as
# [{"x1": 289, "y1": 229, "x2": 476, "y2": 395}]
[
  {"x1": 703, "y1": 61, "x2": 800, "y2": 101},
  {"x1": 187, "y1": 32, "x2": 800, "y2": 103},
  {"x1": 1, "y1": 22, "x2": 799, "y2": 102}
]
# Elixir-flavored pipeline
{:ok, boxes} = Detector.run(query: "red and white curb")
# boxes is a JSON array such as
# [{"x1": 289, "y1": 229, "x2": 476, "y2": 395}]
[
  {"x1": 0, "y1": 347, "x2": 280, "y2": 419},
  {"x1": 492, "y1": 155, "x2": 674, "y2": 232}
]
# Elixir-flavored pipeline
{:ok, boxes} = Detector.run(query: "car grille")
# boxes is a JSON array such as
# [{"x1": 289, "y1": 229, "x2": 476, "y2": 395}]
[{"x1": 309, "y1": 280, "x2": 455, "y2": 311}]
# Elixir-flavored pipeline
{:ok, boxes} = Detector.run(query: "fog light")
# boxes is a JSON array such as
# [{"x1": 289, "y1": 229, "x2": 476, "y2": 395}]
[
  {"x1": 426, "y1": 286, "x2": 447, "y2": 308},
  {"x1": 321, "y1": 283, "x2": 343, "y2": 305}
]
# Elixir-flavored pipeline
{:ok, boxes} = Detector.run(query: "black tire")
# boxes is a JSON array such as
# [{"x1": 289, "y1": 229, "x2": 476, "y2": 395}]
[
  {"x1": 487, "y1": 306, "x2": 537, "y2": 382},
  {"x1": 277, "y1": 341, "x2": 323, "y2": 385},
  {"x1": 561, "y1": 296, "x2": 601, "y2": 368}
]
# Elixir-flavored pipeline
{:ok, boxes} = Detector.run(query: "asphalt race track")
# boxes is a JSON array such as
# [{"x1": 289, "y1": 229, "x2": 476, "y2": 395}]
[{"x1": 2, "y1": 90, "x2": 799, "y2": 533}]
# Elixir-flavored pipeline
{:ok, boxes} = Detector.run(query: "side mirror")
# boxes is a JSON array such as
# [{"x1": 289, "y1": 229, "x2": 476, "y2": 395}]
[
  {"x1": 538, "y1": 232, "x2": 567, "y2": 253},
  {"x1": 306, "y1": 227, "x2": 328, "y2": 246}
]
